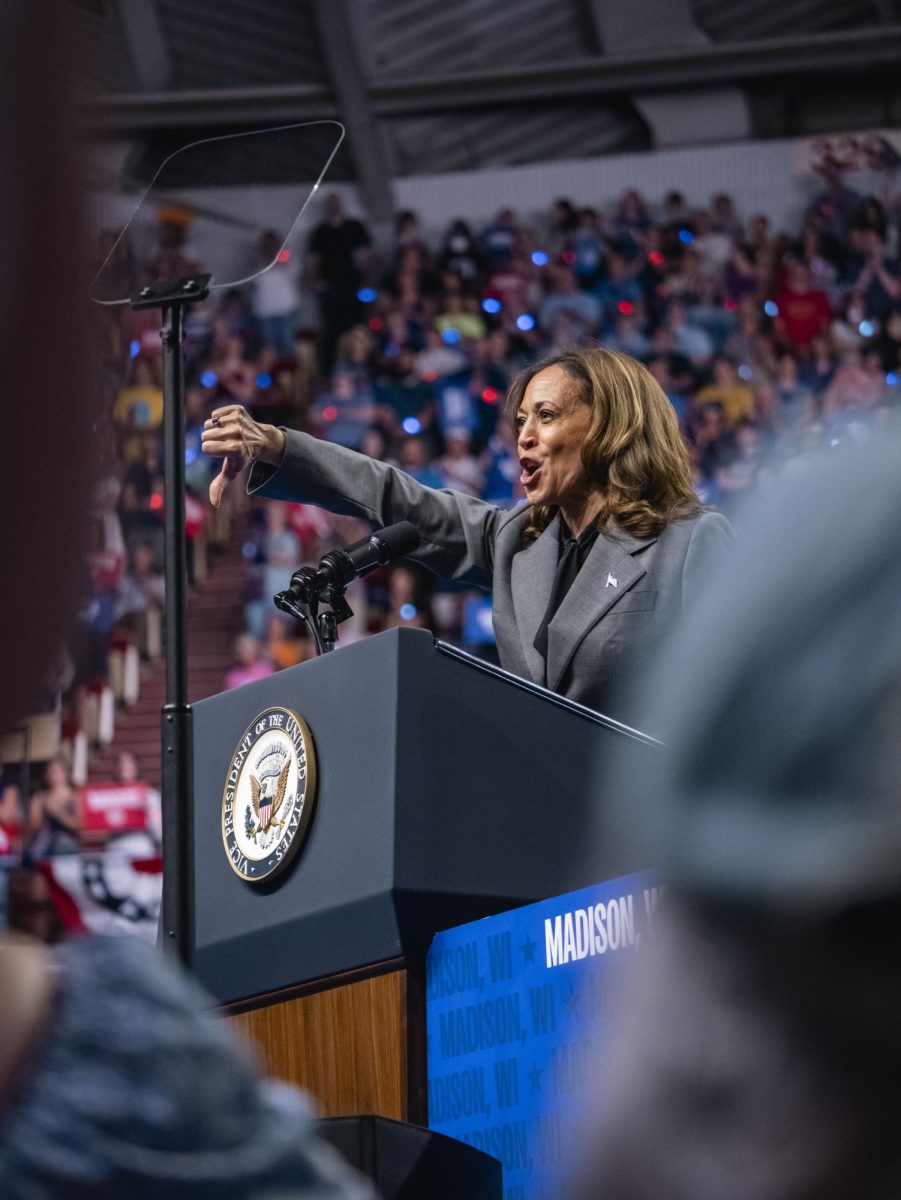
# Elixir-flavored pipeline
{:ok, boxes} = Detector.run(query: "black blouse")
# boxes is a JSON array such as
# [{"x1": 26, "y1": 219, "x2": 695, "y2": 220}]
[{"x1": 533, "y1": 519, "x2": 600, "y2": 664}]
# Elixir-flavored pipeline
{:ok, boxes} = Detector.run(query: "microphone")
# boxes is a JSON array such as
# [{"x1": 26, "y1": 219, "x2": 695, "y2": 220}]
[
  {"x1": 278, "y1": 521, "x2": 421, "y2": 608},
  {"x1": 316, "y1": 521, "x2": 421, "y2": 588}
]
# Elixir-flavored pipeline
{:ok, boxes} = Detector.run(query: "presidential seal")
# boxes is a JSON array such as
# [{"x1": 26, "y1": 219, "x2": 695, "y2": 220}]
[{"x1": 221, "y1": 706, "x2": 316, "y2": 883}]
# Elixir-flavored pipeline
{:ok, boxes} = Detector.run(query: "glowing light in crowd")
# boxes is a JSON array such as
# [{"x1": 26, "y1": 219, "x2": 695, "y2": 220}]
[
  {"x1": 516, "y1": 314, "x2": 535, "y2": 332},
  {"x1": 763, "y1": 300, "x2": 779, "y2": 317},
  {"x1": 357, "y1": 287, "x2": 377, "y2": 303},
  {"x1": 276, "y1": 249, "x2": 291, "y2": 264},
  {"x1": 723, "y1": 298, "x2": 737, "y2": 311},
  {"x1": 200, "y1": 370, "x2": 218, "y2": 388},
  {"x1": 185, "y1": 447, "x2": 197, "y2": 465},
  {"x1": 887, "y1": 372, "x2": 899, "y2": 386},
  {"x1": 482, "y1": 387, "x2": 499, "y2": 404},
  {"x1": 531, "y1": 251, "x2": 549, "y2": 266},
  {"x1": 738, "y1": 364, "x2": 752, "y2": 380},
  {"x1": 442, "y1": 328, "x2": 461, "y2": 344},
  {"x1": 368, "y1": 317, "x2": 383, "y2": 331},
  {"x1": 322, "y1": 406, "x2": 338, "y2": 421},
  {"x1": 129, "y1": 339, "x2": 140, "y2": 358},
  {"x1": 422, "y1": 370, "x2": 437, "y2": 382},
  {"x1": 400, "y1": 604, "x2": 417, "y2": 621},
  {"x1": 482, "y1": 297, "x2": 502, "y2": 314},
  {"x1": 647, "y1": 250, "x2": 665, "y2": 267},
  {"x1": 402, "y1": 417, "x2": 422, "y2": 434},
  {"x1": 859, "y1": 320, "x2": 875, "y2": 337},
  {"x1": 678, "y1": 229, "x2": 694, "y2": 245},
  {"x1": 149, "y1": 493, "x2": 163, "y2": 511},
  {"x1": 617, "y1": 301, "x2": 635, "y2": 316},
  {"x1": 256, "y1": 372, "x2": 272, "y2": 388}
]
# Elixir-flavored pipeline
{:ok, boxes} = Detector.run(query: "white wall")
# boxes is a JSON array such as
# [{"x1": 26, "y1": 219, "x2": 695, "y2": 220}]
[
  {"x1": 396, "y1": 138, "x2": 805, "y2": 234},
  {"x1": 395, "y1": 129, "x2": 900, "y2": 237}
]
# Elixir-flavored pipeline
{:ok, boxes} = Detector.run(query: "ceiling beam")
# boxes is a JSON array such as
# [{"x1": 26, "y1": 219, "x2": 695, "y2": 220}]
[
  {"x1": 83, "y1": 25, "x2": 901, "y2": 132},
  {"x1": 86, "y1": 82, "x2": 337, "y2": 130},
  {"x1": 370, "y1": 26, "x2": 901, "y2": 111},
  {"x1": 585, "y1": 0, "x2": 750, "y2": 146},
  {"x1": 311, "y1": 0, "x2": 395, "y2": 224},
  {"x1": 114, "y1": 0, "x2": 171, "y2": 92}
]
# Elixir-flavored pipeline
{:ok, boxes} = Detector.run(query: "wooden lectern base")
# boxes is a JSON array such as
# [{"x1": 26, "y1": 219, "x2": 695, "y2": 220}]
[{"x1": 226, "y1": 960, "x2": 427, "y2": 1124}]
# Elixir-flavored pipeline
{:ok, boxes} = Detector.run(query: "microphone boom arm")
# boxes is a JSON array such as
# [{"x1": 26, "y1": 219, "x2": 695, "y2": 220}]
[
  {"x1": 274, "y1": 566, "x2": 355, "y2": 656},
  {"x1": 273, "y1": 521, "x2": 420, "y2": 656}
]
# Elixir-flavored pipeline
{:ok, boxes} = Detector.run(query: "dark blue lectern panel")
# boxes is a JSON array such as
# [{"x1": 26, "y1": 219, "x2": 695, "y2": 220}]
[{"x1": 191, "y1": 629, "x2": 657, "y2": 1004}]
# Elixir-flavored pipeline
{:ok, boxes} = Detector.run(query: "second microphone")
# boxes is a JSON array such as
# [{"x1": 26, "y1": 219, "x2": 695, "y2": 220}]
[{"x1": 293, "y1": 520, "x2": 421, "y2": 596}]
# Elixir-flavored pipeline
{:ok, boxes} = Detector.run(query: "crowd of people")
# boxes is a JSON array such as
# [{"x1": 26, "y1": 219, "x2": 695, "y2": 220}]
[
  {"x1": 144, "y1": 180, "x2": 901, "y2": 657},
  {"x1": 219, "y1": 177, "x2": 900, "y2": 674},
  {"x1": 5, "y1": 167, "x2": 900, "y2": 891}
]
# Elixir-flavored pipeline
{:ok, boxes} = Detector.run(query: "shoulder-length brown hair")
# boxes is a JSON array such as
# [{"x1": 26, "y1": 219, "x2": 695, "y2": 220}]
[{"x1": 507, "y1": 346, "x2": 701, "y2": 541}]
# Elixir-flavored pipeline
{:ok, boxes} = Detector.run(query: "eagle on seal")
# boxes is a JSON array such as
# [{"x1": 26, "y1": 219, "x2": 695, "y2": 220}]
[{"x1": 249, "y1": 758, "x2": 290, "y2": 837}]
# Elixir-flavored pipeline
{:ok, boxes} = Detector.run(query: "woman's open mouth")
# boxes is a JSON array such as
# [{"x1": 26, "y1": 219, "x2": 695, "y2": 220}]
[{"x1": 520, "y1": 458, "x2": 540, "y2": 486}]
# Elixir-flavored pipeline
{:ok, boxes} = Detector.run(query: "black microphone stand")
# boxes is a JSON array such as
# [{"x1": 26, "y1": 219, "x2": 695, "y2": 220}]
[
  {"x1": 274, "y1": 568, "x2": 354, "y2": 655},
  {"x1": 274, "y1": 525, "x2": 420, "y2": 654},
  {"x1": 130, "y1": 273, "x2": 210, "y2": 966}
]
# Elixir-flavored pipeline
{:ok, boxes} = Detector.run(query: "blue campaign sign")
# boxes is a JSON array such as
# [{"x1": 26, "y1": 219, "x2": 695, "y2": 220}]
[{"x1": 426, "y1": 870, "x2": 661, "y2": 1200}]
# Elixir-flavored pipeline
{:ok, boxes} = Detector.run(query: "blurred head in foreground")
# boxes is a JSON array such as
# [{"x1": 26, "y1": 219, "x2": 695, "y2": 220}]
[
  {"x1": 0, "y1": 1, "x2": 90, "y2": 734},
  {"x1": 584, "y1": 427, "x2": 901, "y2": 1200}
]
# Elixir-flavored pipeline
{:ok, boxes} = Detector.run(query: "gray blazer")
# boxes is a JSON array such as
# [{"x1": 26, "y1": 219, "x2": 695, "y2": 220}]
[{"x1": 249, "y1": 431, "x2": 733, "y2": 728}]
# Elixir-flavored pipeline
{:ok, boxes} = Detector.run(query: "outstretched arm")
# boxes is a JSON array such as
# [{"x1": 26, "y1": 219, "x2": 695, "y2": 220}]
[{"x1": 201, "y1": 405, "x2": 500, "y2": 589}]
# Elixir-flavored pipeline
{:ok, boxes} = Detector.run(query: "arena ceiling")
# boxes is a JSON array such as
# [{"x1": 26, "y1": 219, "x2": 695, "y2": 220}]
[{"x1": 77, "y1": 0, "x2": 901, "y2": 216}]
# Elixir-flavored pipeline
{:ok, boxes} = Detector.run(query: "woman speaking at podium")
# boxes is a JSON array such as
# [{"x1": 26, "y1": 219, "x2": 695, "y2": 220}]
[{"x1": 201, "y1": 346, "x2": 731, "y2": 728}]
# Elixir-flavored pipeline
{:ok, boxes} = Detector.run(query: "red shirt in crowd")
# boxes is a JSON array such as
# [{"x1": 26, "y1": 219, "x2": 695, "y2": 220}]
[
  {"x1": 0, "y1": 818, "x2": 20, "y2": 855},
  {"x1": 775, "y1": 285, "x2": 832, "y2": 348}
]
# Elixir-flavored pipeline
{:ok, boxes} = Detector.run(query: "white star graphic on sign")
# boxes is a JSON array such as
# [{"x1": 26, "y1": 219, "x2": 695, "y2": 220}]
[{"x1": 606, "y1": 573, "x2": 618, "y2": 588}]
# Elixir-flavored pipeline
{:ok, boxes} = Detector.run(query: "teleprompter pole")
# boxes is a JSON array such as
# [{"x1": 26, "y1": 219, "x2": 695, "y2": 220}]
[
  {"x1": 131, "y1": 274, "x2": 210, "y2": 966},
  {"x1": 160, "y1": 301, "x2": 192, "y2": 963}
]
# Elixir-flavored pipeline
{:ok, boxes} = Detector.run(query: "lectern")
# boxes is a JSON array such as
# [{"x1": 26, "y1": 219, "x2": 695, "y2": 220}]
[{"x1": 190, "y1": 628, "x2": 657, "y2": 1123}]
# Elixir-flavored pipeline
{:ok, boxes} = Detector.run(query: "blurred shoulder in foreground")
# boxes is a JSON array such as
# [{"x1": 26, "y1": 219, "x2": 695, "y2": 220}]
[
  {"x1": 0, "y1": 934, "x2": 374, "y2": 1199},
  {"x1": 583, "y1": 424, "x2": 901, "y2": 1200}
]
